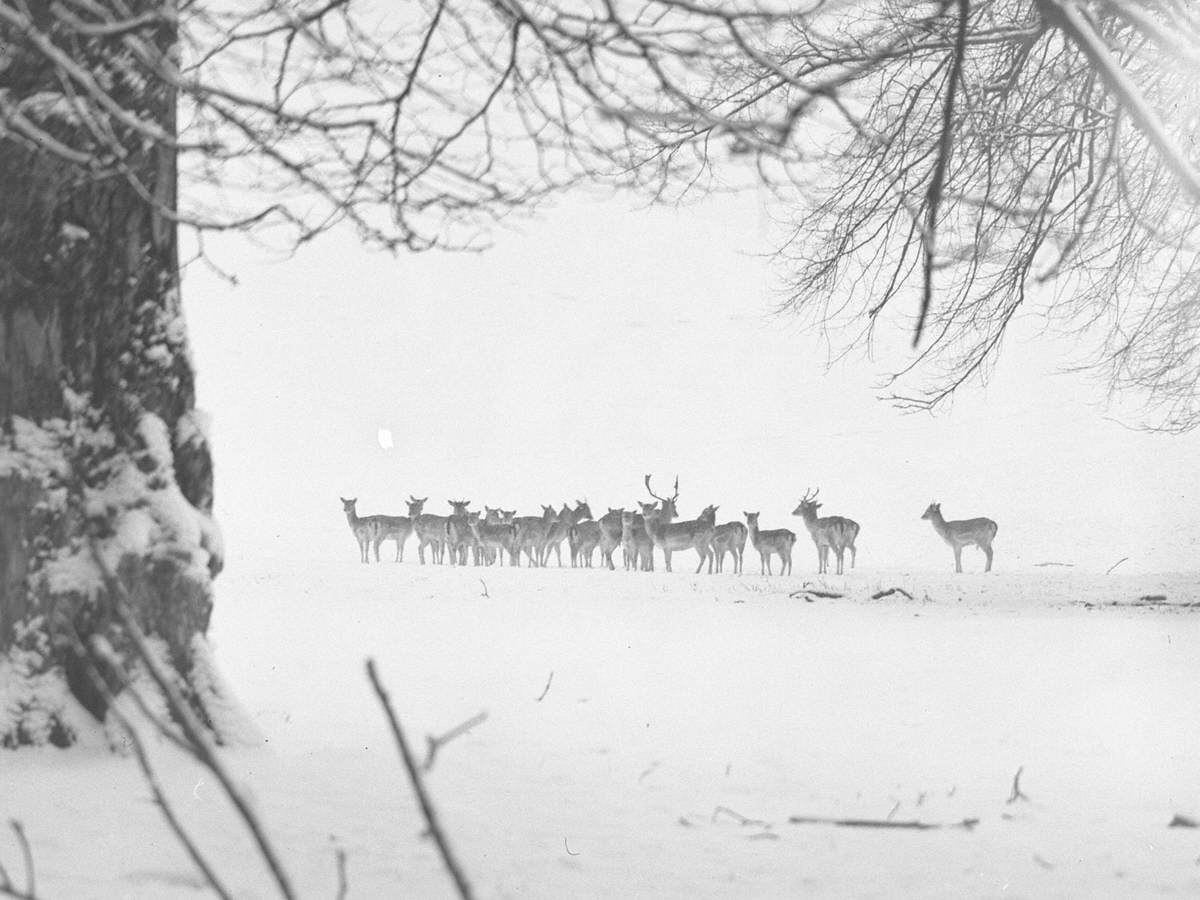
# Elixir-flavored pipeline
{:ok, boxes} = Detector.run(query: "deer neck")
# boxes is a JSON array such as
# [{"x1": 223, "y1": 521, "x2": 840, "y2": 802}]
[
  {"x1": 927, "y1": 510, "x2": 950, "y2": 537},
  {"x1": 344, "y1": 508, "x2": 361, "y2": 528}
]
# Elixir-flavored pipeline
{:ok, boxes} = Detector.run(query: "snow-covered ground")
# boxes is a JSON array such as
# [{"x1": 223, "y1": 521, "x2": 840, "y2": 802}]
[{"x1": 5, "y1": 559, "x2": 1200, "y2": 899}]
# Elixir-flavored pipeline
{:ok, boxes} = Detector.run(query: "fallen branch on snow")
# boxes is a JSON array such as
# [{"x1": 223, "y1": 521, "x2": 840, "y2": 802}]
[
  {"x1": 1033, "y1": 562, "x2": 1075, "y2": 568},
  {"x1": 789, "y1": 588, "x2": 844, "y2": 600},
  {"x1": 1105, "y1": 556, "x2": 1130, "y2": 575},
  {"x1": 536, "y1": 671, "x2": 554, "y2": 702},
  {"x1": 871, "y1": 587, "x2": 915, "y2": 601},
  {"x1": 1007, "y1": 766, "x2": 1030, "y2": 804},
  {"x1": 712, "y1": 806, "x2": 771, "y2": 828},
  {"x1": 789, "y1": 815, "x2": 978, "y2": 831}
]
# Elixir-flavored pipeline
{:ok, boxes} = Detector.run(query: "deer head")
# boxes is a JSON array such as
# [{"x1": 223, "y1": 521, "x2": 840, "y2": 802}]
[
  {"x1": 644, "y1": 474, "x2": 680, "y2": 519},
  {"x1": 448, "y1": 499, "x2": 471, "y2": 515},
  {"x1": 406, "y1": 496, "x2": 427, "y2": 516},
  {"x1": 340, "y1": 497, "x2": 357, "y2": 512},
  {"x1": 921, "y1": 502, "x2": 941, "y2": 520}
]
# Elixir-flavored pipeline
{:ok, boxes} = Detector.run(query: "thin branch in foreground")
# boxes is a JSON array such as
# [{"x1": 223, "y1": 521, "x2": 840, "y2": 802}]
[
  {"x1": 365, "y1": 659, "x2": 475, "y2": 900},
  {"x1": 1168, "y1": 814, "x2": 1198, "y2": 828},
  {"x1": 0, "y1": 820, "x2": 36, "y2": 900},
  {"x1": 332, "y1": 839, "x2": 349, "y2": 900},
  {"x1": 1007, "y1": 766, "x2": 1029, "y2": 804},
  {"x1": 789, "y1": 815, "x2": 979, "y2": 830},
  {"x1": 423, "y1": 711, "x2": 488, "y2": 773},
  {"x1": 871, "y1": 587, "x2": 915, "y2": 601},
  {"x1": 87, "y1": 544, "x2": 298, "y2": 900},
  {"x1": 535, "y1": 671, "x2": 554, "y2": 702},
  {"x1": 79, "y1": 640, "x2": 234, "y2": 900}
]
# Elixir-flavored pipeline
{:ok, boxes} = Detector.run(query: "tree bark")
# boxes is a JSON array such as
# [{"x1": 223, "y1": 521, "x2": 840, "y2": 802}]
[{"x1": 0, "y1": 1, "x2": 225, "y2": 747}]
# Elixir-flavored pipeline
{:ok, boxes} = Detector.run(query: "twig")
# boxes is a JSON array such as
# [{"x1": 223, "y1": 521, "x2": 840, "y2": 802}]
[
  {"x1": 871, "y1": 587, "x2": 915, "y2": 601},
  {"x1": 1032, "y1": 562, "x2": 1075, "y2": 568},
  {"x1": 88, "y1": 544, "x2": 298, "y2": 900},
  {"x1": 1106, "y1": 557, "x2": 1130, "y2": 575},
  {"x1": 712, "y1": 806, "x2": 770, "y2": 828},
  {"x1": 535, "y1": 671, "x2": 554, "y2": 702},
  {"x1": 563, "y1": 837, "x2": 579, "y2": 856},
  {"x1": 789, "y1": 815, "x2": 979, "y2": 830},
  {"x1": 1007, "y1": 766, "x2": 1029, "y2": 804},
  {"x1": 886, "y1": 800, "x2": 901, "y2": 820},
  {"x1": 1169, "y1": 814, "x2": 1198, "y2": 828},
  {"x1": 423, "y1": 711, "x2": 488, "y2": 772},
  {"x1": 479, "y1": 580, "x2": 489, "y2": 599},
  {"x1": 366, "y1": 660, "x2": 475, "y2": 900},
  {"x1": 788, "y1": 589, "x2": 844, "y2": 600}
]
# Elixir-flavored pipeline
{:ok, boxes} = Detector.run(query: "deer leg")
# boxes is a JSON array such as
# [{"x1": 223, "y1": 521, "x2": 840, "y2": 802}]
[
  {"x1": 953, "y1": 545, "x2": 963, "y2": 573},
  {"x1": 983, "y1": 543, "x2": 993, "y2": 572}
]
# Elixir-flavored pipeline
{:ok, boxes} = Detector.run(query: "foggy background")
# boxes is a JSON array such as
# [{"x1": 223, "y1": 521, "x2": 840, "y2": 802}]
[{"x1": 182, "y1": 190, "x2": 1200, "y2": 574}]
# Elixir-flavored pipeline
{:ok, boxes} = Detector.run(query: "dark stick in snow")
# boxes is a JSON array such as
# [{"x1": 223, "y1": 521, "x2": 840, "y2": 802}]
[
  {"x1": 1007, "y1": 766, "x2": 1030, "y2": 804},
  {"x1": 1106, "y1": 556, "x2": 1130, "y2": 575},
  {"x1": 789, "y1": 588, "x2": 844, "y2": 600},
  {"x1": 789, "y1": 815, "x2": 979, "y2": 830},
  {"x1": 871, "y1": 587, "x2": 915, "y2": 601},
  {"x1": 536, "y1": 671, "x2": 554, "y2": 702},
  {"x1": 367, "y1": 659, "x2": 475, "y2": 900}
]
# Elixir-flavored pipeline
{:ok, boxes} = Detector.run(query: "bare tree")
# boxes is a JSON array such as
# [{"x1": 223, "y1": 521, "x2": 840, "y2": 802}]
[{"x1": 2, "y1": 0, "x2": 1198, "y2": 743}]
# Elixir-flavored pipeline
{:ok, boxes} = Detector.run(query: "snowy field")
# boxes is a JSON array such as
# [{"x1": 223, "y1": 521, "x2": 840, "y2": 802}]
[{"x1": 5, "y1": 558, "x2": 1200, "y2": 899}]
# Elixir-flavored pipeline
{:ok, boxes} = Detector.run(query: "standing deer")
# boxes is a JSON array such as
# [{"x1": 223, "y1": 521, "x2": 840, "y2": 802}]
[
  {"x1": 340, "y1": 497, "x2": 411, "y2": 563},
  {"x1": 512, "y1": 505, "x2": 558, "y2": 567},
  {"x1": 710, "y1": 521, "x2": 748, "y2": 574},
  {"x1": 445, "y1": 499, "x2": 476, "y2": 566},
  {"x1": 921, "y1": 503, "x2": 998, "y2": 572},
  {"x1": 792, "y1": 488, "x2": 860, "y2": 575},
  {"x1": 571, "y1": 519, "x2": 603, "y2": 567},
  {"x1": 468, "y1": 511, "x2": 517, "y2": 566},
  {"x1": 408, "y1": 495, "x2": 447, "y2": 564},
  {"x1": 640, "y1": 475, "x2": 716, "y2": 574},
  {"x1": 744, "y1": 512, "x2": 795, "y2": 576},
  {"x1": 620, "y1": 509, "x2": 654, "y2": 571},
  {"x1": 543, "y1": 500, "x2": 593, "y2": 567},
  {"x1": 597, "y1": 508, "x2": 626, "y2": 570},
  {"x1": 341, "y1": 497, "x2": 377, "y2": 563}
]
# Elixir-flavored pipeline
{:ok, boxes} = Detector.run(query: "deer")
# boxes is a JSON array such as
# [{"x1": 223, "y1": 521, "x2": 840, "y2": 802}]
[
  {"x1": 372, "y1": 514, "x2": 414, "y2": 563},
  {"x1": 511, "y1": 505, "x2": 558, "y2": 567},
  {"x1": 596, "y1": 508, "x2": 626, "y2": 571},
  {"x1": 571, "y1": 519, "x2": 603, "y2": 567},
  {"x1": 619, "y1": 509, "x2": 653, "y2": 571},
  {"x1": 792, "y1": 488, "x2": 860, "y2": 575},
  {"x1": 710, "y1": 520, "x2": 747, "y2": 574},
  {"x1": 921, "y1": 502, "x2": 998, "y2": 573},
  {"x1": 339, "y1": 497, "x2": 411, "y2": 563},
  {"x1": 340, "y1": 497, "x2": 379, "y2": 563},
  {"x1": 444, "y1": 499, "x2": 477, "y2": 566},
  {"x1": 640, "y1": 475, "x2": 717, "y2": 574},
  {"x1": 468, "y1": 511, "x2": 517, "y2": 567},
  {"x1": 408, "y1": 495, "x2": 447, "y2": 564},
  {"x1": 543, "y1": 500, "x2": 593, "y2": 567},
  {"x1": 744, "y1": 512, "x2": 795, "y2": 576}
]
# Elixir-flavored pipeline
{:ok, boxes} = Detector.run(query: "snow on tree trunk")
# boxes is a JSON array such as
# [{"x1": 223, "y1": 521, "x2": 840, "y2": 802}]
[{"x1": 0, "y1": 2, "x2": 228, "y2": 747}]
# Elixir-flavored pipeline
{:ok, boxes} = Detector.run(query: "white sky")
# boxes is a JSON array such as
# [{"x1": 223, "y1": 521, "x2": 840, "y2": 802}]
[{"x1": 183, "y1": 189, "x2": 1200, "y2": 574}]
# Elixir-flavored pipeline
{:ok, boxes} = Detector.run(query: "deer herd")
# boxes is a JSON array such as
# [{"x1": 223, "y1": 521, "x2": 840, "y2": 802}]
[{"x1": 340, "y1": 476, "x2": 999, "y2": 575}]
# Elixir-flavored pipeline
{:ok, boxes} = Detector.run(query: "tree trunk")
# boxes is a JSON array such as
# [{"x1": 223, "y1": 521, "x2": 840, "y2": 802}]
[{"x1": 0, "y1": 2, "x2": 226, "y2": 747}]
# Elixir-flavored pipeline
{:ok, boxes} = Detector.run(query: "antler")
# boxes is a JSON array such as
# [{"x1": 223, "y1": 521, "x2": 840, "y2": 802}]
[
  {"x1": 644, "y1": 474, "x2": 680, "y2": 504},
  {"x1": 801, "y1": 487, "x2": 820, "y2": 503}
]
